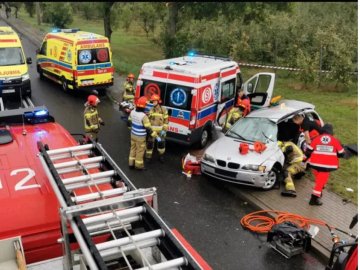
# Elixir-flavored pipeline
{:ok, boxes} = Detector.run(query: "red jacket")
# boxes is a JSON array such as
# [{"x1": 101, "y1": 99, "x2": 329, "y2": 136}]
[{"x1": 306, "y1": 133, "x2": 345, "y2": 171}]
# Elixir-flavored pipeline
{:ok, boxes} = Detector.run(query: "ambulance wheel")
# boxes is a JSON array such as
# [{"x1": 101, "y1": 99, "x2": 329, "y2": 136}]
[
  {"x1": 197, "y1": 127, "x2": 210, "y2": 149},
  {"x1": 61, "y1": 77, "x2": 68, "y2": 92},
  {"x1": 37, "y1": 65, "x2": 44, "y2": 80}
]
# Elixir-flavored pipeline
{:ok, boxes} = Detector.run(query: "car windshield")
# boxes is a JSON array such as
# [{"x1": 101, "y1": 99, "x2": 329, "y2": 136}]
[
  {"x1": 0, "y1": 47, "x2": 24, "y2": 66},
  {"x1": 227, "y1": 117, "x2": 277, "y2": 143}
]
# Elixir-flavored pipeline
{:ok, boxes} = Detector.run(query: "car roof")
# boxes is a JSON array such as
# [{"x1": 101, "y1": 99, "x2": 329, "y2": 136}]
[{"x1": 246, "y1": 99, "x2": 315, "y2": 122}]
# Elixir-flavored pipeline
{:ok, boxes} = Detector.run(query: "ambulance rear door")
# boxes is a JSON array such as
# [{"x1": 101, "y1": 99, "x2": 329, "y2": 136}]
[
  {"x1": 243, "y1": 72, "x2": 275, "y2": 109},
  {"x1": 215, "y1": 67, "x2": 238, "y2": 126}
]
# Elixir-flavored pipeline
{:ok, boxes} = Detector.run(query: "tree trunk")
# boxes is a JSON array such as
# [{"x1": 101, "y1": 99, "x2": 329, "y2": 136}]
[
  {"x1": 14, "y1": 7, "x2": 17, "y2": 18},
  {"x1": 35, "y1": 2, "x2": 41, "y2": 25},
  {"x1": 103, "y1": 2, "x2": 115, "y2": 42},
  {"x1": 164, "y1": 2, "x2": 180, "y2": 58}
]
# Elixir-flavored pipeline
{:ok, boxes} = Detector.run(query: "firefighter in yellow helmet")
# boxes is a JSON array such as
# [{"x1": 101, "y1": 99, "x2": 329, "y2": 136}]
[
  {"x1": 128, "y1": 96, "x2": 157, "y2": 170},
  {"x1": 123, "y1": 73, "x2": 135, "y2": 102},
  {"x1": 278, "y1": 141, "x2": 306, "y2": 197},
  {"x1": 145, "y1": 94, "x2": 169, "y2": 163},
  {"x1": 84, "y1": 95, "x2": 104, "y2": 142}
]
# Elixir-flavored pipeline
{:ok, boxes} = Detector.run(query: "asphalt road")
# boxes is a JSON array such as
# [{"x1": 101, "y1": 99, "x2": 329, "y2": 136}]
[{"x1": 7, "y1": 20, "x2": 327, "y2": 270}]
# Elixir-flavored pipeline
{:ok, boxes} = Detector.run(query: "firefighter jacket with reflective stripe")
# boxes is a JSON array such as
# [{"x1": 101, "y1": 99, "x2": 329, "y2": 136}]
[
  {"x1": 123, "y1": 81, "x2": 135, "y2": 100},
  {"x1": 306, "y1": 133, "x2": 345, "y2": 171},
  {"x1": 129, "y1": 110, "x2": 152, "y2": 137},
  {"x1": 225, "y1": 107, "x2": 243, "y2": 129},
  {"x1": 281, "y1": 141, "x2": 304, "y2": 164},
  {"x1": 148, "y1": 105, "x2": 168, "y2": 132},
  {"x1": 84, "y1": 105, "x2": 100, "y2": 132}
]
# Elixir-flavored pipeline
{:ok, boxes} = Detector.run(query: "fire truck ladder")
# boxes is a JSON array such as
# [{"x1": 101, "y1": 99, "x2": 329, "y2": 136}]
[{"x1": 37, "y1": 140, "x2": 203, "y2": 270}]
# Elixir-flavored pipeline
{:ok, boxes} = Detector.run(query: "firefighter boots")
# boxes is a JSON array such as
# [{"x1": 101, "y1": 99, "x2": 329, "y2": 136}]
[{"x1": 309, "y1": 194, "x2": 323, "y2": 206}]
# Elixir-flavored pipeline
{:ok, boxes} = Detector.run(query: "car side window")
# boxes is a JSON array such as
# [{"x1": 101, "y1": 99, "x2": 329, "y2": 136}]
[
  {"x1": 221, "y1": 78, "x2": 236, "y2": 102},
  {"x1": 305, "y1": 111, "x2": 320, "y2": 121},
  {"x1": 39, "y1": 41, "x2": 47, "y2": 55}
]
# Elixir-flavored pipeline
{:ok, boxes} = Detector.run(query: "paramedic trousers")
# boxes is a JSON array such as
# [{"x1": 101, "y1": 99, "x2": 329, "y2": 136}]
[
  {"x1": 129, "y1": 134, "x2": 146, "y2": 169},
  {"x1": 145, "y1": 134, "x2": 165, "y2": 159},
  {"x1": 312, "y1": 170, "x2": 330, "y2": 197},
  {"x1": 284, "y1": 163, "x2": 305, "y2": 192}
]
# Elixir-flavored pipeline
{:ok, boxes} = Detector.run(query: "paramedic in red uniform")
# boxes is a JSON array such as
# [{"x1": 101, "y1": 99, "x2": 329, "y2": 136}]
[
  {"x1": 292, "y1": 114, "x2": 322, "y2": 145},
  {"x1": 306, "y1": 124, "x2": 345, "y2": 206}
]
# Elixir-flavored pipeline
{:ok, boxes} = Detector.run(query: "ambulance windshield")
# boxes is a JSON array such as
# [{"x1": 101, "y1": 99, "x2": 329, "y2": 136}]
[
  {"x1": 141, "y1": 80, "x2": 192, "y2": 110},
  {"x1": 78, "y1": 48, "x2": 110, "y2": 65},
  {"x1": 0, "y1": 47, "x2": 24, "y2": 66}
]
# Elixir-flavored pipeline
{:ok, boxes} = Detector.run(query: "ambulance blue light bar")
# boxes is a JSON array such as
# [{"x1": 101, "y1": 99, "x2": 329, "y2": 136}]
[
  {"x1": 34, "y1": 109, "x2": 49, "y2": 117},
  {"x1": 187, "y1": 50, "x2": 197, "y2": 57}
]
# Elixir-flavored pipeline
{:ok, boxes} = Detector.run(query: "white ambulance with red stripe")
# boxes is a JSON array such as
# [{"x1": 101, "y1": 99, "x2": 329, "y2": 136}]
[
  {"x1": 135, "y1": 53, "x2": 246, "y2": 148},
  {"x1": 36, "y1": 29, "x2": 114, "y2": 94}
]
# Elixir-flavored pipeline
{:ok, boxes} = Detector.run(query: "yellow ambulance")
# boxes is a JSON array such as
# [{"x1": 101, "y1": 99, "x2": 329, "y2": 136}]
[
  {"x1": 0, "y1": 26, "x2": 32, "y2": 98},
  {"x1": 36, "y1": 29, "x2": 114, "y2": 93}
]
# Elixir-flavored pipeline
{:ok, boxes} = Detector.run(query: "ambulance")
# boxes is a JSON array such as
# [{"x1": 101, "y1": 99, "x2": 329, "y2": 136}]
[
  {"x1": 36, "y1": 29, "x2": 114, "y2": 93},
  {"x1": 135, "y1": 53, "x2": 275, "y2": 148},
  {"x1": 0, "y1": 26, "x2": 32, "y2": 98}
]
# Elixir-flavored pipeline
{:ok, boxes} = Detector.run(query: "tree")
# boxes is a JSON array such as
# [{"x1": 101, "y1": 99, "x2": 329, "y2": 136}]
[
  {"x1": 96, "y1": 2, "x2": 117, "y2": 42},
  {"x1": 137, "y1": 3, "x2": 157, "y2": 37},
  {"x1": 43, "y1": 2, "x2": 73, "y2": 28},
  {"x1": 79, "y1": 2, "x2": 98, "y2": 21},
  {"x1": 24, "y1": 2, "x2": 34, "y2": 18}
]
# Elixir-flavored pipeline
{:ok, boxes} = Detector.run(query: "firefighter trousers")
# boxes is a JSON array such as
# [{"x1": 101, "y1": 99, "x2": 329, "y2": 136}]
[
  {"x1": 284, "y1": 163, "x2": 305, "y2": 192},
  {"x1": 85, "y1": 130, "x2": 99, "y2": 142},
  {"x1": 145, "y1": 135, "x2": 165, "y2": 159},
  {"x1": 312, "y1": 170, "x2": 330, "y2": 197},
  {"x1": 129, "y1": 134, "x2": 146, "y2": 169}
]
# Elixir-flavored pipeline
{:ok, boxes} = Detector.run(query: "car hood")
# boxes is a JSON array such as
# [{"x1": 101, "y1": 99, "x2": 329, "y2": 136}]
[{"x1": 205, "y1": 136, "x2": 278, "y2": 165}]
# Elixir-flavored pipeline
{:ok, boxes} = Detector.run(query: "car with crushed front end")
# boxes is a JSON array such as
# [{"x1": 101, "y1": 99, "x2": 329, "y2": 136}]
[{"x1": 201, "y1": 99, "x2": 324, "y2": 190}]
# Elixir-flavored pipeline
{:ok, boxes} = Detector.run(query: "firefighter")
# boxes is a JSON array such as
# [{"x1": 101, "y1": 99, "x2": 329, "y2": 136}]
[
  {"x1": 123, "y1": 73, "x2": 135, "y2": 102},
  {"x1": 292, "y1": 114, "x2": 322, "y2": 146},
  {"x1": 145, "y1": 94, "x2": 169, "y2": 163},
  {"x1": 84, "y1": 95, "x2": 104, "y2": 142},
  {"x1": 223, "y1": 98, "x2": 250, "y2": 132},
  {"x1": 306, "y1": 124, "x2": 345, "y2": 206},
  {"x1": 128, "y1": 96, "x2": 156, "y2": 170},
  {"x1": 278, "y1": 141, "x2": 306, "y2": 197}
]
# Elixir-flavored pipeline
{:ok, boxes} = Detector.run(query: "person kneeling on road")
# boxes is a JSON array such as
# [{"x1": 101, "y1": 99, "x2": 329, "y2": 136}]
[
  {"x1": 146, "y1": 94, "x2": 168, "y2": 163},
  {"x1": 128, "y1": 96, "x2": 157, "y2": 170},
  {"x1": 278, "y1": 141, "x2": 306, "y2": 197}
]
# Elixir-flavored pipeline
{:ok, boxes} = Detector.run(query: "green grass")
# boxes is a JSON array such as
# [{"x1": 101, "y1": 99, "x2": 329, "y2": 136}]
[{"x1": 17, "y1": 9, "x2": 358, "y2": 203}]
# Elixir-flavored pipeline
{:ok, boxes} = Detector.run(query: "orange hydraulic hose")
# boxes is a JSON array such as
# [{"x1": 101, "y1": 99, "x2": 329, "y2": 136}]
[{"x1": 240, "y1": 210, "x2": 334, "y2": 234}]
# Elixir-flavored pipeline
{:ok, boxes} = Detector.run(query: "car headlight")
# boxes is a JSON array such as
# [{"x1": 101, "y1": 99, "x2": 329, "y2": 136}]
[
  {"x1": 203, "y1": 153, "x2": 215, "y2": 163},
  {"x1": 242, "y1": 164, "x2": 266, "y2": 172},
  {"x1": 22, "y1": 73, "x2": 30, "y2": 81}
]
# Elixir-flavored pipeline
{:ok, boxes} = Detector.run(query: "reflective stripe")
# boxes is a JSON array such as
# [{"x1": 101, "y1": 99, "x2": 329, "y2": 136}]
[
  {"x1": 135, "y1": 160, "x2": 144, "y2": 165},
  {"x1": 313, "y1": 151, "x2": 337, "y2": 156},
  {"x1": 307, "y1": 145, "x2": 314, "y2": 150},
  {"x1": 338, "y1": 149, "x2": 345, "y2": 153},
  {"x1": 308, "y1": 162, "x2": 338, "y2": 169},
  {"x1": 130, "y1": 110, "x2": 147, "y2": 137},
  {"x1": 312, "y1": 190, "x2": 322, "y2": 195}
]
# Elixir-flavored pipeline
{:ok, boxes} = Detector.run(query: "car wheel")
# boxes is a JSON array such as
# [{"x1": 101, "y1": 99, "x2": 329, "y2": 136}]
[
  {"x1": 37, "y1": 65, "x2": 44, "y2": 80},
  {"x1": 61, "y1": 77, "x2": 68, "y2": 92},
  {"x1": 263, "y1": 168, "x2": 279, "y2": 190},
  {"x1": 197, "y1": 128, "x2": 210, "y2": 149}
]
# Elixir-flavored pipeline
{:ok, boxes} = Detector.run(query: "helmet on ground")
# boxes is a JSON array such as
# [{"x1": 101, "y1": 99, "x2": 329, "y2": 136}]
[
  {"x1": 150, "y1": 94, "x2": 161, "y2": 103},
  {"x1": 136, "y1": 96, "x2": 148, "y2": 108},
  {"x1": 127, "y1": 73, "x2": 135, "y2": 79},
  {"x1": 87, "y1": 95, "x2": 100, "y2": 106}
]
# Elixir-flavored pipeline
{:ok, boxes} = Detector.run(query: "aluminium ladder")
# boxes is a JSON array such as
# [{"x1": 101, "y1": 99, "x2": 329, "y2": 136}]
[{"x1": 37, "y1": 139, "x2": 203, "y2": 270}]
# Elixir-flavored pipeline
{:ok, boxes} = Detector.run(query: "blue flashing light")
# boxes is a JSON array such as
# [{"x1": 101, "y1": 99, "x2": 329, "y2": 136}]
[
  {"x1": 169, "y1": 61, "x2": 176, "y2": 65},
  {"x1": 51, "y1": 28, "x2": 60, "y2": 33},
  {"x1": 34, "y1": 109, "x2": 49, "y2": 117},
  {"x1": 187, "y1": 50, "x2": 197, "y2": 57}
]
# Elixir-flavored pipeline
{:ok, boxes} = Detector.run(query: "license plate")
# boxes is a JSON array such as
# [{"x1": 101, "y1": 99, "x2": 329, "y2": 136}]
[
  {"x1": 2, "y1": 89, "x2": 15, "y2": 93},
  {"x1": 81, "y1": 80, "x2": 94, "y2": 85}
]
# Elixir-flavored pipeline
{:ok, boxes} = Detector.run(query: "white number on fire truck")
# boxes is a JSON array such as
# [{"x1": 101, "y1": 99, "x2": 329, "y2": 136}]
[{"x1": 0, "y1": 168, "x2": 40, "y2": 191}]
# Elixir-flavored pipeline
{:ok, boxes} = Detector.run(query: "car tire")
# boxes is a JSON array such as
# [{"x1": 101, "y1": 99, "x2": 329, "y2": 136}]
[
  {"x1": 61, "y1": 77, "x2": 68, "y2": 92},
  {"x1": 263, "y1": 167, "x2": 280, "y2": 190},
  {"x1": 37, "y1": 65, "x2": 45, "y2": 80},
  {"x1": 196, "y1": 128, "x2": 210, "y2": 149}
]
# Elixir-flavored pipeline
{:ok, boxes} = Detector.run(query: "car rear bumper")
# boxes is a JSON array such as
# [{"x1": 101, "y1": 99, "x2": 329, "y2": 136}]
[{"x1": 200, "y1": 161, "x2": 269, "y2": 188}]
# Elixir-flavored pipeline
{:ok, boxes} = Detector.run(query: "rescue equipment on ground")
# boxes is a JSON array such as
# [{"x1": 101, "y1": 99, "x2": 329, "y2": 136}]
[
  {"x1": 240, "y1": 210, "x2": 357, "y2": 259},
  {"x1": 182, "y1": 153, "x2": 202, "y2": 179},
  {"x1": 239, "y1": 141, "x2": 267, "y2": 155}
]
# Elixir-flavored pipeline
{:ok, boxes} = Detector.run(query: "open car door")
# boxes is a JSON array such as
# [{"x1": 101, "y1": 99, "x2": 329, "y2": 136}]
[{"x1": 243, "y1": 72, "x2": 275, "y2": 109}]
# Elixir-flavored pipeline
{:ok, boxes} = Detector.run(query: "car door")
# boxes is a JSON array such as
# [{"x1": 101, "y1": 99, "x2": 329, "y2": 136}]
[{"x1": 242, "y1": 72, "x2": 275, "y2": 108}]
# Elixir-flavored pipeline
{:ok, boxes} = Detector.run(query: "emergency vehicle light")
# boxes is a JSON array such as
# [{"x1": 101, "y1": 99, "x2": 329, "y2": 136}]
[
  {"x1": 34, "y1": 109, "x2": 49, "y2": 117},
  {"x1": 187, "y1": 50, "x2": 197, "y2": 57},
  {"x1": 51, "y1": 28, "x2": 61, "y2": 33}
]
